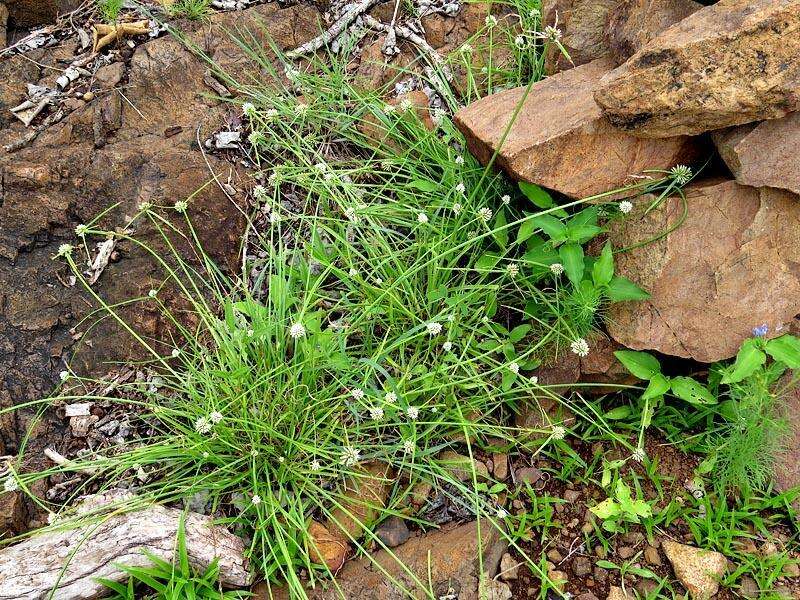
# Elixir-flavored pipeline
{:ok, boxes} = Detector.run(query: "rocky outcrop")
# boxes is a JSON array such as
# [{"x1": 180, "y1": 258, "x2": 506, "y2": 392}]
[
  {"x1": 595, "y1": 0, "x2": 800, "y2": 137},
  {"x1": 605, "y1": 0, "x2": 701, "y2": 62},
  {"x1": 269, "y1": 520, "x2": 508, "y2": 599},
  {"x1": 606, "y1": 181, "x2": 800, "y2": 362},
  {"x1": 712, "y1": 113, "x2": 800, "y2": 196},
  {"x1": 4, "y1": 0, "x2": 81, "y2": 28},
  {"x1": 542, "y1": 0, "x2": 619, "y2": 73},
  {"x1": 0, "y1": 3, "x2": 321, "y2": 530},
  {"x1": 453, "y1": 57, "x2": 700, "y2": 199},
  {"x1": 662, "y1": 540, "x2": 727, "y2": 599}
]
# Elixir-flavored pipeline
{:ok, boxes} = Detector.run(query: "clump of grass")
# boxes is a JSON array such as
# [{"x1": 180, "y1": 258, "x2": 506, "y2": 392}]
[
  {"x1": 167, "y1": 0, "x2": 212, "y2": 21},
  {"x1": 96, "y1": 0, "x2": 124, "y2": 23}
]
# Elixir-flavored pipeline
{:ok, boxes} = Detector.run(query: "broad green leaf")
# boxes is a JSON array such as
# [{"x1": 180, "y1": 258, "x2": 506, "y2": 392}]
[
  {"x1": 558, "y1": 243, "x2": 584, "y2": 286},
  {"x1": 615, "y1": 479, "x2": 632, "y2": 504},
  {"x1": 592, "y1": 241, "x2": 615, "y2": 287},
  {"x1": 531, "y1": 214, "x2": 567, "y2": 241},
  {"x1": 493, "y1": 209, "x2": 508, "y2": 248},
  {"x1": 604, "y1": 406, "x2": 632, "y2": 420},
  {"x1": 589, "y1": 498, "x2": 619, "y2": 520},
  {"x1": 475, "y1": 252, "x2": 501, "y2": 270},
  {"x1": 670, "y1": 376, "x2": 717, "y2": 405},
  {"x1": 765, "y1": 334, "x2": 800, "y2": 368},
  {"x1": 595, "y1": 560, "x2": 618, "y2": 570},
  {"x1": 720, "y1": 338, "x2": 766, "y2": 384},
  {"x1": 509, "y1": 324, "x2": 531, "y2": 343},
  {"x1": 518, "y1": 181, "x2": 554, "y2": 208},
  {"x1": 517, "y1": 219, "x2": 537, "y2": 244},
  {"x1": 567, "y1": 206, "x2": 599, "y2": 228},
  {"x1": 567, "y1": 224, "x2": 604, "y2": 244},
  {"x1": 607, "y1": 276, "x2": 650, "y2": 302},
  {"x1": 641, "y1": 373, "x2": 669, "y2": 400},
  {"x1": 614, "y1": 350, "x2": 661, "y2": 380},
  {"x1": 408, "y1": 179, "x2": 438, "y2": 192}
]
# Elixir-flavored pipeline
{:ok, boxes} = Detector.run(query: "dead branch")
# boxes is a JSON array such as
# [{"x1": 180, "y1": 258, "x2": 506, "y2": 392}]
[{"x1": 286, "y1": 0, "x2": 380, "y2": 59}]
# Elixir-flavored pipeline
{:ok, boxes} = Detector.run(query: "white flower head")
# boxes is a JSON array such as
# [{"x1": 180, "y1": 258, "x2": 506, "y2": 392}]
[
  {"x1": 496, "y1": 506, "x2": 509, "y2": 519},
  {"x1": 294, "y1": 102, "x2": 309, "y2": 116},
  {"x1": 340, "y1": 446, "x2": 361, "y2": 467},
  {"x1": 570, "y1": 338, "x2": 590, "y2": 357},
  {"x1": 551, "y1": 425, "x2": 566, "y2": 440},
  {"x1": 344, "y1": 206, "x2": 359, "y2": 223},
  {"x1": 509, "y1": 362, "x2": 520, "y2": 375},
  {"x1": 369, "y1": 406, "x2": 384, "y2": 421},
  {"x1": 251, "y1": 494, "x2": 262, "y2": 505},
  {"x1": 209, "y1": 411, "x2": 223, "y2": 424},
  {"x1": 426, "y1": 321, "x2": 443, "y2": 336},
  {"x1": 543, "y1": 25, "x2": 562, "y2": 42},
  {"x1": 417, "y1": 212, "x2": 429, "y2": 224},
  {"x1": 265, "y1": 108, "x2": 279, "y2": 119},
  {"x1": 148, "y1": 289, "x2": 157, "y2": 298},
  {"x1": 251, "y1": 449, "x2": 260, "y2": 457},
  {"x1": 406, "y1": 405, "x2": 420, "y2": 420},
  {"x1": 549, "y1": 262, "x2": 564, "y2": 275},
  {"x1": 460, "y1": 43, "x2": 474, "y2": 54},
  {"x1": 515, "y1": 34, "x2": 526, "y2": 48},
  {"x1": 455, "y1": 182, "x2": 466, "y2": 194},
  {"x1": 477, "y1": 207, "x2": 493, "y2": 222},
  {"x1": 242, "y1": 102, "x2": 257, "y2": 118},
  {"x1": 351, "y1": 388, "x2": 365, "y2": 401},
  {"x1": 485, "y1": 15, "x2": 498, "y2": 27},
  {"x1": 171, "y1": 348, "x2": 181, "y2": 358},
  {"x1": 383, "y1": 103, "x2": 397, "y2": 114},
  {"x1": 75, "y1": 224, "x2": 89, "y2": 237},
  {"x1": 506, "y1": 262, "x2": 519, "y2": 278},
  {"x1": 384, "y1": 391, "x2": 397, "y2": 403},
  {"x1": 452, "y1": 202, "x2": 463, "y2": 216},
  {"x1": 501, "y1": 194, "x2": 511, "y2": 205},
  {"x1": 529, "y1": 375, "x2": 539, "y2": 385},
  {"x1": 248, "y1": 130, "x2": 266, "y2": 146},
  {"x1": 455, "y1": 155, "x2": 464, "y2": 165},
  {"x1": 174, "y1": 200, "x2": 188, "y2": 213},
  {"x1": 442, "y1": 341, "x2": 453, "y2": 352},
  {"x1": 402, "y1": 439, "x2": 415, "y2": 454},
  {"x1": 348, "y1": 267, "x2": 358, "y2": 277},
  {"x1": 398, "y1": 98, "x2": 413, "y2": 112},
  {"x1": 57, "y1": 244, "x2": 73, "y2": 258},
  {"x1": 671, "y1": 164, "x2": 692, "y2": 185},
  {"x1": 195, "y1": 416, "x2": 212, "y2": 434},
  {"x1": 3, "y1": 476, "x2": 19, "y2": 492},
  {"x1": 619, "y1": 200, "x2": 633, "y2": 214},
  {"x1": 59, "y1": 370, "x2": 69, "y2": 381},
  {"x1": 289, "y1": 322, "x2": 306, "y2": 339},
  {"x1": 631, "y1": 447, "x2": 646, "y2": 463},
  {"x1": 311, "y1": 459, "x2": 321, "y2": 472},
  {"x1": 138, "y1": 201, "x2": 152, "y2": 212}
]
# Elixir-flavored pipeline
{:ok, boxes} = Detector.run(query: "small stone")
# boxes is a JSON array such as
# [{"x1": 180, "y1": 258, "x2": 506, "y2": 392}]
[
  {"x1": 547, "y1": 549, "x2": 563, "y2": 562},
  {"x1": 515, "y1": 467, "x2": 543, "y2": 485},
  {"x1": 782, "y1": 561, "x2": 799, "y2": 577},
  {"x1": 548, "y1": 570, "x2": 568, "y2": 591},
  {"x1": 564, "y1": 489, "x2": 580, "y2": 503},
  {"x1": 307, "y1": 520, "x2": 348, "y2": 571},
  {"x1": 498, "y1": 552, "x2": 519, "y2": 581},
  {"x1": 572, "y1": 556, "x2": 592, "y2": 577},
  {"x1": 438, "y1": 451, "x2": 490, "y2": 481},
  {"x1": 644, "y1": 545, "x2": 662, "y2": 566},
  {"x1": 64, "y1": 402, "x2": 93, "y2": 417},
  {"x1": 618, "y1": 546, "x2": 635, "y2": 560},
  {"x1": 577, "y1": 594, "x2": 599, "y2": 600},
  {"x1": 482, "y1": 580, "x2": 513, "y2": 600},
  {"x1": 492, "y1": 453, "x2": 509, "y2": 480},
  {"x1": 663, "y1": 540, "x2": 727, "y2": 599},
  {"x1": 594, "y1": 545, "x2": 607, "y2": 559},
  {"x1": 94, "y1": 62, "x2": 125, "y2": 89},
  {"x1": 375, "y1": 516, "x2": 410, "y2": 548},
  {"x1": 607, "y1": 586, "x2": 633, "y2": 600},
  {"x1": 739, "y1": 576, "x2": 758, "y2": 599}
]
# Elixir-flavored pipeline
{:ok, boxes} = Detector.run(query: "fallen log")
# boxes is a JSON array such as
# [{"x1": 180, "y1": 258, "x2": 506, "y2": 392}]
[{"x1": 0, "y1": 491, "x2": 250, "y2": 600}]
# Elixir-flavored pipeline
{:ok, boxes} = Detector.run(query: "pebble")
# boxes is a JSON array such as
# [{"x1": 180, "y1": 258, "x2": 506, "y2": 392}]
[
  {"x1": 783, "y1": 561, "x2": 799, "y2": 577},
  {"x1": 493, "y1": 453, "x2": 509, "y2": 480},
  {"x1": 375, "y1": 516, "x2": 410, "y2": 548},
  {"x1": 594, "y1": 545, "x2": 607, "y2": 559},
  {"x1": 564, "y1": 489, "x2": 580, "y2": 502},
  {"x1": 618, "y1": 545, "x2": 635, "y2": 560},
  {"x1": 644, "y1": 545, "x2": 662, "y2": 566},
  {"x1": 576, "y1": 594, "x2": 599, "y2": 600},
  {"x1": 547, "y1": 549, "x2": 563, "y2": 562},
  {"x1": 515, "y1": 466, "x2": 542, "y2": 485},
  {"x1": 83, "y1": 91, "x2": 95, "y2": 101},
  {"x1": 572, "y1": 556, "x2": 592, "y2": 577},
  {"x1": 498, "y1": 552, "x2": 519, "y2": 581}
]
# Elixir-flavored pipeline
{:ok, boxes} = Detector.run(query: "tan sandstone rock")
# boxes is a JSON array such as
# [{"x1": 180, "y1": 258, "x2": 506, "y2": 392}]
[
  {"x1": 595, "y1": 0, "x2": 800, "y2": 137},
  {"x1": 605, "y1": 0, "x2": 701, "y2": 62},
  {"x1": 712, "y1": 112, "x2": 800, "y2": 196},
  {"x1": 662, "y1": 540, "x2": 727, "y2": 599},
  {"x1": 607, "y1": 587, "x2": 633, "y2": 600},
  {"x1": 454, "y1": 57, "x2": 699, "y2": 199},
  {"x1": 542, "y1": 0, "x2": 618, "y2": 73},
  {"x1": 606, "y1": 180, "x2": 800, "y2": 362}
]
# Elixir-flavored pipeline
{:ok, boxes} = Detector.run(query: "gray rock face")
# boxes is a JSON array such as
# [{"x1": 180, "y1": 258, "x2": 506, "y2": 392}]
[
  {"x1": 713, "y1": 112, "x2": 800, "y2": 196},
  {"x1": 606, "y1": 180, "x2": 800, "y2": 362},
  {"x1": 453, "y1": 58, "x2": 700, "y2": 199},
  {"x1": 595, "y1": 0, "x2": 800, "y2": 137}
]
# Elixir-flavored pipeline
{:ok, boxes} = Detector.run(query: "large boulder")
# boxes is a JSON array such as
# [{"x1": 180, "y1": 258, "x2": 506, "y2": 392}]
[
  {"x1": 605, "y1": 0, "x2": 701, "y2": 63},
  {"x1": 595, "y1": 0, "x2": 800, "y2": 137},
  {"x1": 712, "y1": 113, "x2": 800, "y2": 196},
  {"x1": 606, "y1": 180, "x2": 800, "y2": 362},
  {"x1": 4, "y1": 0, "x2": 81, "y2": 28},
  {"x1": 542, "y1": 0, "x2": 619, "y2": 73},
  {"x1": 453, "y1": 57, "x2": 700, "y2": 199}
]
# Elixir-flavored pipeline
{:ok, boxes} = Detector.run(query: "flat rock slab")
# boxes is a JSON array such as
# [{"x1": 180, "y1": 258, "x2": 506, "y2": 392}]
[
  {"x1": 595, "y1": 0, "x2": 800, "y2": 137},
  {"x1": 662, "y1": 541, "x2": 726, "y2": 599},
  {"x1": 542, "y1": 0, "x2": 618, "y2": 73},
  {"x1": 606, "y1": 0, "x2": 702, "y2": 62},
  {"x1": 0, "y1": 495, "x2": 249, "y2": 599},
  {"x1": 712, "y1": 112, "x2": 800, "y2": 196},
  {"x1": 606, "y1": 180, "x2": 800, "y2": 362},
  {"x1": 454, "y1": 58, "x2": 699, "y2": 199}
]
